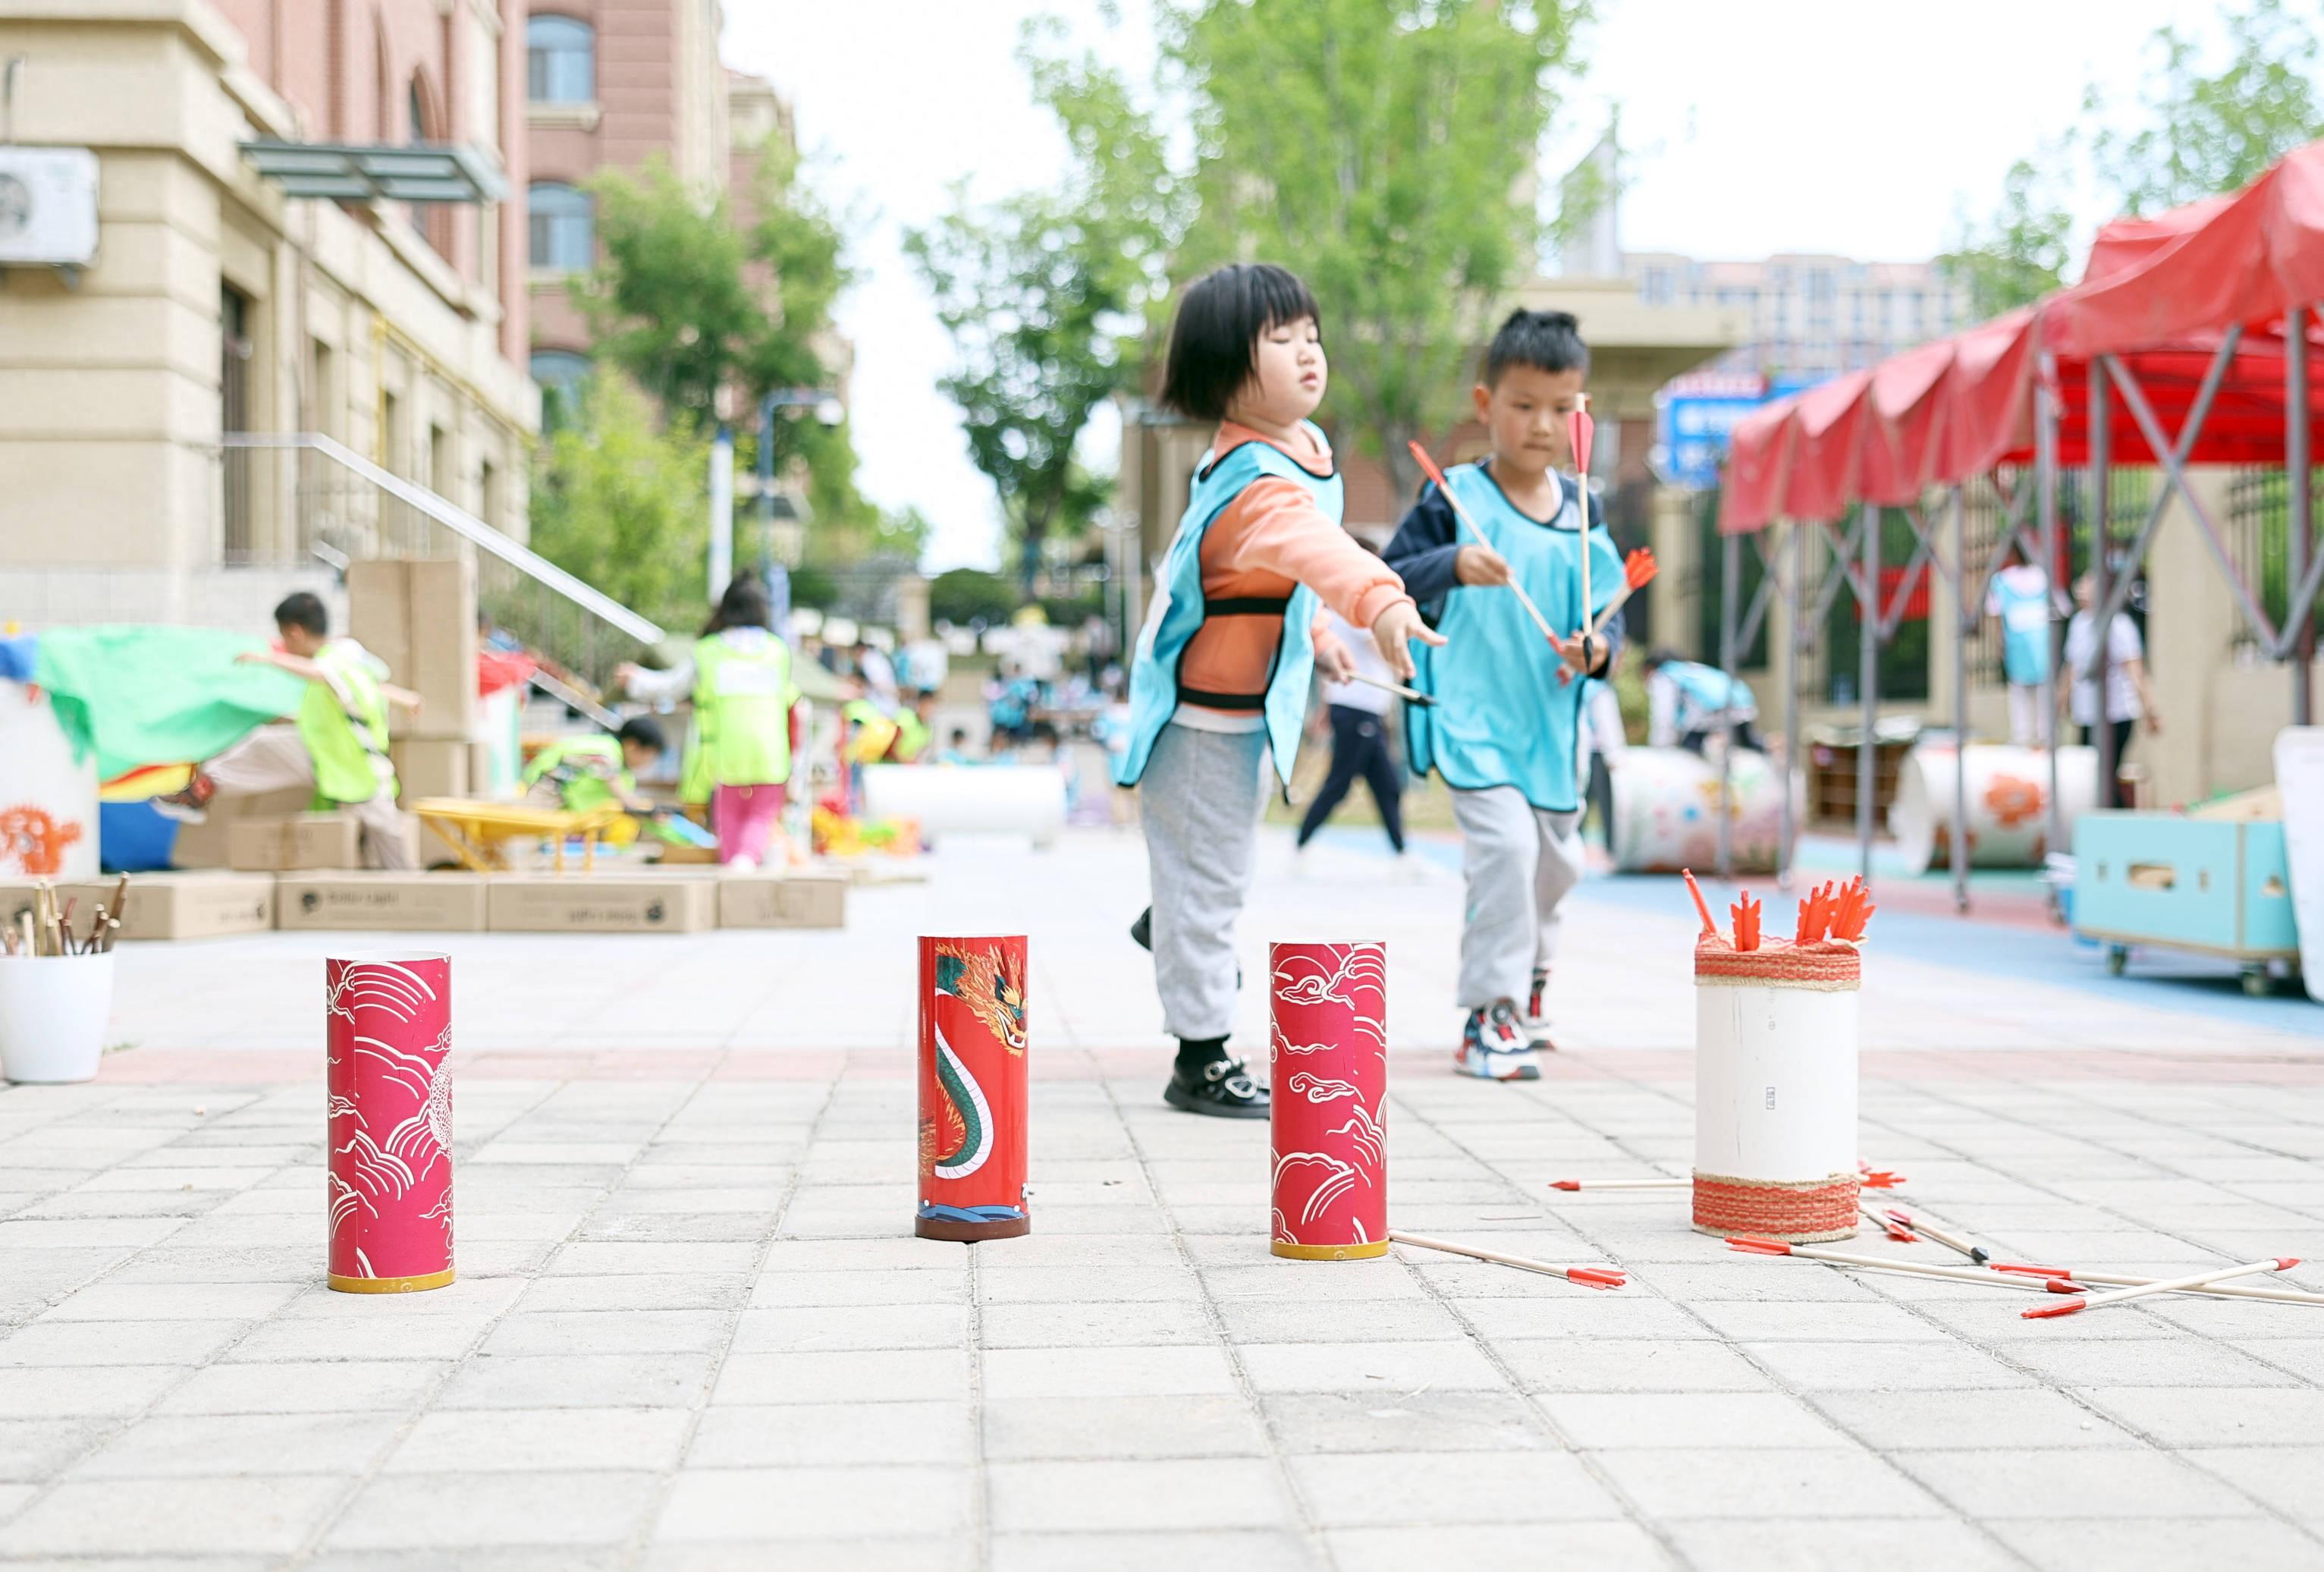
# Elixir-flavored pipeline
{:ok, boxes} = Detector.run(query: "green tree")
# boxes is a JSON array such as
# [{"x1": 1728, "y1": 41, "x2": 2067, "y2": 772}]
[
  {"x1": 577, "y1": 140, "x2": 863, "y2": 544},
  {"x1": 1938, "y1": 157, "x2": 2074, "y2": 317},
  {"x1": 906, "y1": 23, "x2": 1186, "y2": 592},
  {"x1": 2090, "y1": 0, "x2": 2323, "y2": 215},
  {"x1": 1161, "y1": 0, "x2": 1587, "y2": 499},
  {"x1": 526, "y1": 378, "x2": 710, "y2": 635},
  {"x1": 929, "y1": 567, "x2": 1024, "y2": 628}
]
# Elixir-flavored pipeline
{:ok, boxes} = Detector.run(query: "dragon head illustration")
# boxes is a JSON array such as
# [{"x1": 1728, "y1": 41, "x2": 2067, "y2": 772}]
[{"x1": 936, "y1": 942, "x2": 1028, "y2": 1054}]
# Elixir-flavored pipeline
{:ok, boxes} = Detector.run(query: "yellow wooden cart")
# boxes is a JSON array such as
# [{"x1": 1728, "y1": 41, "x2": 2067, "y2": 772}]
[{"x1": 407, "y1": 797, "x2": 629, "y2": 873}]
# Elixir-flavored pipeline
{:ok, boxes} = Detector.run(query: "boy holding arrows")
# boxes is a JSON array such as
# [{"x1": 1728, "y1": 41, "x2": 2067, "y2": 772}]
[{"x1": 1387, "y1": 310, "x2": 1625, "y2": 1080}]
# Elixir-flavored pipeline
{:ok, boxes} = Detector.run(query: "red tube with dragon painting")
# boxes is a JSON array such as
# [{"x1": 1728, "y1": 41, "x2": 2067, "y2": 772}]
[
  {"x1": 1269, "y1": 941, "x2": 1387, "y2": 1260},
  {"x1": 915, "y1": 935, "x2": 1030, "y2": 1241},
  {"x1": 325, "y1": 952, "x2": 454, "y2": 1292}
]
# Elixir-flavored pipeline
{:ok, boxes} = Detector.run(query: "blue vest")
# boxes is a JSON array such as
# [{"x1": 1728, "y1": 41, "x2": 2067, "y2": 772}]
[
  {"x1": 1990, "y1": 567, "x2": 2052, "y2": 685},
  {"x1": 1406, "y1": 463, "x2": 1623, "y2": 813},
  {"x1": 1666, "y1": 660, "x2": 1753, "y2": 720},
  {"x1": 1115, "y1": 426, "x2": 1341, "y2": 788}
]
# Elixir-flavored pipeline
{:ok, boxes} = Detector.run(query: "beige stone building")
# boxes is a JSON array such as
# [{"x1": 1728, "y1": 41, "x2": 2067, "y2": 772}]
[{"x1": 0, "y1": 0, "x2": 537, "y2": 630}]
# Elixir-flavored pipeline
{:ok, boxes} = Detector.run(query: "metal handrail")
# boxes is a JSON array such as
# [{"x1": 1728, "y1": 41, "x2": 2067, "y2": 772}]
[{"x1": 217, "y1": 431, "x2": 666, "y2": 646}]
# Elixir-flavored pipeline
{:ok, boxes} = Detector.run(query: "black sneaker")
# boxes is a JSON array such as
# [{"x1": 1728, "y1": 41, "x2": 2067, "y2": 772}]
[{"x1": 1164, "y1": 1056, "x2": 1270, "y2": 1118}]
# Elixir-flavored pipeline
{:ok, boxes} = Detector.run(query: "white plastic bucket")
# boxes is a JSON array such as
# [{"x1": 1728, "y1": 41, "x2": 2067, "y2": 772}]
[{"x1": 0, "y1": 952, "x2": 118, "y2": 1083}]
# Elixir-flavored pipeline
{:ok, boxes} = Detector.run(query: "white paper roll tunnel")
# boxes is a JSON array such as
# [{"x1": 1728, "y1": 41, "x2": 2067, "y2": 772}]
[
  {"x1": 1888, "y1": 741, "x2": 2099, "y2": 873},
  {"x1": 1689, "y1": 876, "x2": 1870, "y2": 1242},
  {"x1": 862, "y1": 764, "x2": 1064, "y2": 850}
]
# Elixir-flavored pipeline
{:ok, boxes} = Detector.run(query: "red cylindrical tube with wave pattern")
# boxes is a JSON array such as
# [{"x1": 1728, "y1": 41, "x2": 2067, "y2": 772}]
[
  {"x1": 916, "y1": 935, "x2": 1030, "y2": 1242},
  {"x1": 1692, "y1": 933, "x2": 1861, "y2": 1241},
  {"x1": 325, "y1": 952, "x2": 454, "y2": 1292},
  {"x1": 1269, "y1": 941, "x2": 1387, "y2": 1260}
]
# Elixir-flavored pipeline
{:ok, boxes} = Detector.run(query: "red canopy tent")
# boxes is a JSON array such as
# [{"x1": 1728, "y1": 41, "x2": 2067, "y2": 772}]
[{"x1": 1708, "y1": 139, "x2": 2324, "y2": 900}]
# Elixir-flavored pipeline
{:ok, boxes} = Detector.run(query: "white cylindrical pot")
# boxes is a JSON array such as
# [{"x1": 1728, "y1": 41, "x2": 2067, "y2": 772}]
[
  {"x1": 863, "y1": 765, "x2": 1066, "y2": 850},
  {"x1": 1610, "y1": 747, "x2": 1801, "y2": 876},
  {"x1": 1692, "y1": 938, "x2": 1860, "y2": 1241},
  {"x1": 1889, "y1": 742, "x2": 2099, "y2": 874},
  {"x1": 0, "y1": 952, "x2": 117, "y2": 1084}
]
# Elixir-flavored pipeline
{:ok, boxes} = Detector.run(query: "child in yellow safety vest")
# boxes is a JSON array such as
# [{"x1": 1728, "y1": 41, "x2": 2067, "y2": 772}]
[
  {"x1": 156, "y1": 592, "x2": 422, "y2": 869},
  {"x1": 616, "y1": 580, "x2": 802, "y2": 869},
  {"x1": 520, "y1": 716, "x2": 666, "y2": 813}
]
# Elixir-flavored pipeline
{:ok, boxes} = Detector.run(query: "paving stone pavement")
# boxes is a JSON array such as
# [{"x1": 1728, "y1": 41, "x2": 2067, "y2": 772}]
[{"x1": 1, "y1": 827, "x2": 2321, "y2": 1570}]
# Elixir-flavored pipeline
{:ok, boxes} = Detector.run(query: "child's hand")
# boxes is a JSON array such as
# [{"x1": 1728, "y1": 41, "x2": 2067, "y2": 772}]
[
  {"x1": 1455, "y1": 544, "x2": 1512, "y2": 586},
  {"x1": 1549, "y1": 630, "x2": 1602, "y2": 678},
  {"x1": 1312, "y1": 630, "x2": 1357, "y2": 684},
  {"x1": 1369, "y1": 602, "x2": 1445, "y2": 681}
]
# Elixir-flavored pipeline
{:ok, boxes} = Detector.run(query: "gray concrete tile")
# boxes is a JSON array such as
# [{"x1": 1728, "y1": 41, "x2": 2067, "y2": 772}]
[
  {"x1": 689, "y1": 1401, "x2": 972, "y2": 1467},
  {"x1": 68, "y1": 1412, "x2": 404, "y2": 1479},
  {"x1": 988, "y1": 1458, "x2": 1292, "y2": 1533},
  {"x1": 655, "y1": 1466, "x2": 972, "y2": 1542},
  {"x1": 1262, "y1": 1391, "x2": 1547, "y2": 1454},
  {"x1": 712, "y1": 1348, "x2": 970, "y2": 1405},
  {"x1": 385, "y1": 1407, "x2": 696, "y2": 1473},
  {"x1": 1589, "y1": 1446, "x2": 1944, "y2": 1519},
  {"x1": 1669, "y1": 1518, "x2": 2020, "y2": 1572},
  {"x1": 981, "y1": 1344, "x2": 1238, "y2": 1400},
  {"x1": 1807, "y1": 1388, "x2": 2141, "y2": 1449},
  {"x1": 438, "y1": 1353, "x2": 714, "y2": 1410},
  {"x1": 327, "y1": 1470, "x2": 664, "y2": 1549},
  {"x1": 1283, "y1": 1449, "x2": 1622, "y2": 1526},
  {"x1": 992, "y1": 1530, "x2": 1321, "y2": 1572},
  {"x1": 0, "y1": 1475, "x2": 347, "y2": 1557},
  {"x1": 1889, "y1": 1448, "x2": 2258, "y2": 1517},
  {"x1": 982, "y1": 1395, "x2": 1266, "y2": 1462},
  {"x1": 156, "y1": 1360, "x2": 446, "y2": 1416},
  {"x1": 1326, "y1": 1522, "x2": 1669, "y2": 1572},
  {"x1": 1538, "y1": 1391, "x2": 1848, "y2": 1449}
]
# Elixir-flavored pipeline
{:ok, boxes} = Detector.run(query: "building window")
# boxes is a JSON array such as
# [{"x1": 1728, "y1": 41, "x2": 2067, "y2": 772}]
[
  {"x1": 527, "y1": 16, "x2": 595, "y2": 103},
  {"x1": 531, "y1": 349, "x2": 592, "y2": 426},
  {"x1": 528, "y1": 184, "x2": 593, "y2": 270}
]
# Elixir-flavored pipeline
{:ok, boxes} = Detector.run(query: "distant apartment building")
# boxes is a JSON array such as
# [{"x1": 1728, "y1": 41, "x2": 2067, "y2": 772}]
[
  {"x1": 0, "y1": 1, "x2": 535, "y2": 627},
  {"x1": 1622, "y1": 252, "x2": 1968, "y2": 382},
  {"x1": 520, "y1": 4, "x2": 819, "y2": 414},
  {"x1": 521, "y1": 0, "x2": 726, "y2": 404}
]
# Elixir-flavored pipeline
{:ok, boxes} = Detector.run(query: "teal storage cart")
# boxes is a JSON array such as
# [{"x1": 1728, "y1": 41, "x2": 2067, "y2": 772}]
[{"x1": 2071, "y1": 812, "x2": 2301, "y2": 994}]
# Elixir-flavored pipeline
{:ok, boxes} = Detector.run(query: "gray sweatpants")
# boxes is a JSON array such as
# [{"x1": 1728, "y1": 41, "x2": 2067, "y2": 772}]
[
  {"x1": 1452, "y1": 785, "x2": 1582, "y2": 1011},
  {"x1": 206, "y1": 725, "x2": 416, "y2": 872},
  {"x1": 1140, "y1": 722, "x2": 1268, "y2": 1041}
]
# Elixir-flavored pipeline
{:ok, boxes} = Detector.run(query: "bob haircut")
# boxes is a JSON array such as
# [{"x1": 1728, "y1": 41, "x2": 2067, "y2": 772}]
[
  {"x1": 1159, "y1": 263, "x2": 1321, "y2": 423},
  {"x1": 1483, "y1": 308, "x2": 1590, "y2": 386}
]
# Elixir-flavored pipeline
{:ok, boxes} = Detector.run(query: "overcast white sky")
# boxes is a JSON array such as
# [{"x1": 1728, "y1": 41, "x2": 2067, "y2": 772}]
[{"x1": 724, "y1": 1, "x2": 2241, "y2": 571}]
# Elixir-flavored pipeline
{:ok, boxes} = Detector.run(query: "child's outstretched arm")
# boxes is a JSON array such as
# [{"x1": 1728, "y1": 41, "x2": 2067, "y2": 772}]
[{"x1": 1217, "y1": 478, "x2": 1440, "y2": 678}]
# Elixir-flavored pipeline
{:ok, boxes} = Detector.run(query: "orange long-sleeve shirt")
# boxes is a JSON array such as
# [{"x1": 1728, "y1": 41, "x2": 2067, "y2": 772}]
[{"x1": 1177, "y1": 422, "x2": 1412, "y2": 724}]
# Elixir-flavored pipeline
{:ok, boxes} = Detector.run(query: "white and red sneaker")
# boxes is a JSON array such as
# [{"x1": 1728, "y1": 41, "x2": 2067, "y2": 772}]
[{"x1": 1454, "y1": 1001, "x2": 1540, "y2": 1080}]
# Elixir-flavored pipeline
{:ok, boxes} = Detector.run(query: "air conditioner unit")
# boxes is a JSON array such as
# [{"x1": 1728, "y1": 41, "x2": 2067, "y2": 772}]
[{"x1": 0, "y1": 146, "x2": 99, "y2": 268}]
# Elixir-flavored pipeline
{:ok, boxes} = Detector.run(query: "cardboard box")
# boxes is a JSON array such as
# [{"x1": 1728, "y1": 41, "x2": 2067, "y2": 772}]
[
  {"x1": 406, "y1": 557, "x2": 477, "y2": 740},
  {"x1": 171, "y1": 781, "x2": 313, "y2": 869},
  {"x1": 719, "y1": 870, "x2": 848, "y2": 929},
  {"x1": 486, "y1": 872, "x2": 715, "y2": 934},
  {"x1": 347, "y1": 559, "x2": 412, "y2": 691},
  {"x1": 0, "y1": 872, "x2": 274, "y2": 942},
  {"x1": 391, "y1": 738, "x2": 470, "y2": 801},
  {"x1": 228, "y1": 814, "x2": 361, "y2": 872},
  {"x1": 275, "y1": 872, "x2": 488, "y2": 932}
]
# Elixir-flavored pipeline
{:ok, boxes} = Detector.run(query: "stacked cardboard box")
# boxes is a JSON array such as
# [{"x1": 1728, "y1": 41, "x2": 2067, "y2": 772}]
[
  {"x1": 718, "y1": 869, "x2": 848, "y2": 929},
  {"x1": 486, "y1": 872, "x2": 716, "y2": 933},
  {"x1": 227, "y1": 813, "x2": 360, "y2": 872},
  {"x1": 275, "y1": 872, "x2": 488, "y2": 932},
  {"x1": 1, "y1": 872, "x2": 275, "y2": 941},
  {"x1": 170, "y1": 782, "x2": 312, "y2": 869},
  {"x1": 390, "y1": 738, "x2": 470, "y2": 801},
  {"x1": 348, "y1": 557, "x2": 476, "y2": 744}
]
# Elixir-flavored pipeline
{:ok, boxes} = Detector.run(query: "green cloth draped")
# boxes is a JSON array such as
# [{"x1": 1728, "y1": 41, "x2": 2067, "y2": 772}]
[{"x1": 33, "y1": 626, "x2": 307, "y2": 781}]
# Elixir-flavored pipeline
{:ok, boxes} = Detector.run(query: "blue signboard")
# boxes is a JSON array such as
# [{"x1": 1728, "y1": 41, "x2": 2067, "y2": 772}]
[{"x1": 1655, "y1": 373, "x2": 1826, "y2": 490}]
